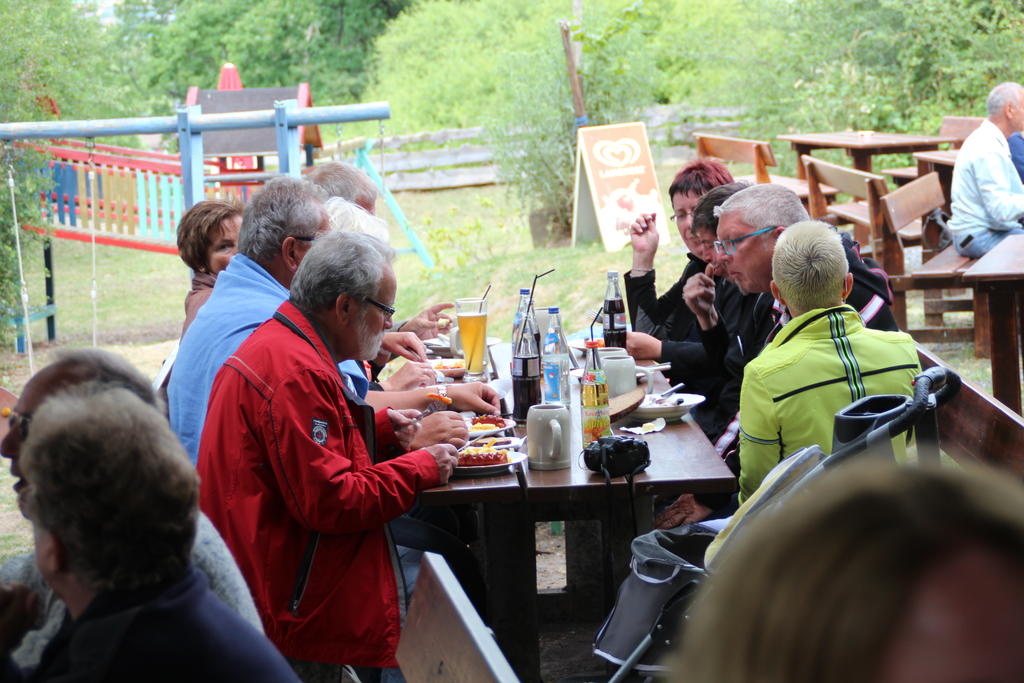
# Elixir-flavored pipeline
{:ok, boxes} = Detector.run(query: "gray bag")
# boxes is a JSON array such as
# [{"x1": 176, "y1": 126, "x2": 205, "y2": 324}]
[{"x1": 592, "y1": 524, "x2": 715, "y2": 673}]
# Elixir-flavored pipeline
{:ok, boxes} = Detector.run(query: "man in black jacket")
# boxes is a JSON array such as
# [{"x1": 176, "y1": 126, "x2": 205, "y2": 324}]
[{"x1": 656, "y1": 183, "x2": 897, "y2": 528}]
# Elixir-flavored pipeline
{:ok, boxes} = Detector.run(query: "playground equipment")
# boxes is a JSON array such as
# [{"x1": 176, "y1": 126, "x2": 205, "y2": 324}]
[{"x1": 0, "y1": 99, "x2": 390, "y2": 366}]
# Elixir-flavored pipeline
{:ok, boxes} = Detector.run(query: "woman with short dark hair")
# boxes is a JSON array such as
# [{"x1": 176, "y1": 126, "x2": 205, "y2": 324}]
[{"x1": 175, "y1": 199, "x2": 243, "y2": 335}]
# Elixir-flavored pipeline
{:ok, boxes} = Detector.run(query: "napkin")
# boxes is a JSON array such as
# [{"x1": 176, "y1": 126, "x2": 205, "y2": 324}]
[{"x1": 620, "y1": 417, "x2": 666, "y2": 435}]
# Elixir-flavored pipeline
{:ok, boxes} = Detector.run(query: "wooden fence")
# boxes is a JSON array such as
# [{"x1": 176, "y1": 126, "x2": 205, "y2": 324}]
[{"x1": 320, "y1": 104, "x2": 743, "y2": 192}]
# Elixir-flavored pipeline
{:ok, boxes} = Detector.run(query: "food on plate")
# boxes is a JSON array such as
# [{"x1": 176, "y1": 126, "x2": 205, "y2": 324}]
[
  {"x1": 431, "y1": 359, "x2": 465, "y2": 370},
  {"x1": 471, "y1": 415, "x2": 506, "y2": 427},
  {"x1": 457, "y1": 447, "x2": 510, "y2": 467}
]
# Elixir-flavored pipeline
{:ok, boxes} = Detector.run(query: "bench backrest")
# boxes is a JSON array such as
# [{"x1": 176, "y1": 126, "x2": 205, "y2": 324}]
[
  {"x1": 918, "y1": 345, "x2": 1024, "y2": 479},
  {"x1": 939, "y1": 116, "x2": 984, "y2": 149},
  {"x1": 694, "y1": 133, "x2": 776, "y2": 183},
  {"x1": 397, "y1": 552, "x2": 518, "y2": 682},
  {"x1": 802, "y1": 156, "x2": 888, "y2": 241},
  {"x1": 878, "y1": 172, "x2": 945, "y2": 275}
]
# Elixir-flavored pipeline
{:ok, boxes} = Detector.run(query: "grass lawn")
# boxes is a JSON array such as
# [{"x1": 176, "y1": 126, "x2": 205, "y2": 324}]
[{"x1": 0, "y1": 163, "x2": 996, "y2": 561}]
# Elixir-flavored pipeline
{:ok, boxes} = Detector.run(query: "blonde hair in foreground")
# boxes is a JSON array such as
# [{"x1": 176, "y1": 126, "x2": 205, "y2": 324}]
[
  {"x1": 674, "y1": 461, "x2": 1024, "y2": 683},
  {"x1": 771, "y1": 220, "x2": 848, "y2": 315}
]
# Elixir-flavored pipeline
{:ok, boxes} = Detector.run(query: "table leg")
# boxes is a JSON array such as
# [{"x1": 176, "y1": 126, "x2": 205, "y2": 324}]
[
  {"x1": 792, "y1": 144, "x2": 812, "y2": 179},
  {"x1": 482, "y1": 501, "x2": 540, "y2": 681},
  {"x1": 986, "y1": 288, "x2": 1021, "y2": 413},
  {"x1": 850, "y1": 150, "x2": 873, "y2": 172}
]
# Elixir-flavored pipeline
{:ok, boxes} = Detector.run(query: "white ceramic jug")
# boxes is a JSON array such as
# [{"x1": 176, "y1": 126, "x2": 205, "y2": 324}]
[{"x1": 527, "y1": 404, "x2": 572, "y2": 470}]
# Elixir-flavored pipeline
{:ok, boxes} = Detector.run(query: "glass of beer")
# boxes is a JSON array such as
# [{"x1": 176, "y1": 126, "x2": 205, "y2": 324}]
[{"x1": 456, "y1": 297, "x2": 488, "y2": 381}]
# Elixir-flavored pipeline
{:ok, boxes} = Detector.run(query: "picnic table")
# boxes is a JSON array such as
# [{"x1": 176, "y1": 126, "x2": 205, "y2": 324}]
[
  {"x1": 913, "y1": 149, "x2": 958, "y2": 211},
  {"x1": 778, "y1": 131, "x2": 957, "y2": 179},
  {"x1": 420, "y1": 345, "x2": 735, "y2": 680},
  {"x1": 962, "y1": 234, "x2": 1024, "y2": 414}
]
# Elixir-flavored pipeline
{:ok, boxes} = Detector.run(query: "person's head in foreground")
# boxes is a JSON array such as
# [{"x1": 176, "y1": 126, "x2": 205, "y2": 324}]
[
  {"x1": 22, "y1": 387, "x2": 197, "y2": 612},
  {"x1": 677, "y1": 461, "x2": 1024, "y2": 683},
  {"x1": 290, "y1": 229, "x2": 396, "y2": 362},
  {"x1": 323, "y1": 196, "x2": 390, "y2": 244},
  {"x1": 176, "y1": 199, "x2": 244, "y2": 276},
  {"x1": 1, "y1": 349, "x2": 158, "y2": 513},
  {"x1": 714, "y1": 183, "x2": 809, "y2": 294},
  {"x1": 306, "y1": 161, "x2": 379, "y2": 214},
  {"x1": 986, "y1": 82, "x2": 1024, "y2": 135},
  {"x1": 668, "y1": 159, "x2": 734, "y2": 262},
  {"x1": 237, "y1": 176, "x2": 329, "y2": 288},
  {"x1": 770, "y1": 220, "x2": 852, "y2": 318}
]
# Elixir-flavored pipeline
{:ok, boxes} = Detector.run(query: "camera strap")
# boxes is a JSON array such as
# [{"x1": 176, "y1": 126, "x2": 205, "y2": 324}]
[{"x1": 598, "y1": 452, "x2": 644, "y2": 606}]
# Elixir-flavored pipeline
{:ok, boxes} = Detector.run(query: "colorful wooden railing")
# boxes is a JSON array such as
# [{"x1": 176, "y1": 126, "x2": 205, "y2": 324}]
[{"x1": 28, "y1": 140, "x2": 244, "y2": 255}]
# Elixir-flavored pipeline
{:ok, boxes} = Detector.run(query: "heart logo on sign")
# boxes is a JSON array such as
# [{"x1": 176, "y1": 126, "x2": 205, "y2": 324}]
[{"x1": 593, "y1": 138, "x2": 641, "y2": 168}]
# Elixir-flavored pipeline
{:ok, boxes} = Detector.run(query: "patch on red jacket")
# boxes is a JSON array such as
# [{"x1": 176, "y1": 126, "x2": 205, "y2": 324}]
[{"x1": 311, "y1": 418, "x2": 329, "y2": 445}]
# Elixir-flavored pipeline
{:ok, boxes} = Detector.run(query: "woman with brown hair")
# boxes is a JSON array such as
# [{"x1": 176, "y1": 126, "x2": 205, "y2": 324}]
[{"x1": 176, "y1": 198, "x2": 243, "y2": 335}]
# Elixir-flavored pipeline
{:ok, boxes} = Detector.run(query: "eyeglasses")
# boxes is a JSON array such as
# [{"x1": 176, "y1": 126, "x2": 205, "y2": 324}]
[
  {"x1": 364, "y1": 296, "x2": 396, "y2": 318},
  {"x1": 292, "y1": 235, "x2": 317, "y2": 243},
  {"x1": 712, "y1": 226, "x2": 780, "y2": 255},
  {"x1": 1, "y1": 407, "x2": 30, "y2": 441}
]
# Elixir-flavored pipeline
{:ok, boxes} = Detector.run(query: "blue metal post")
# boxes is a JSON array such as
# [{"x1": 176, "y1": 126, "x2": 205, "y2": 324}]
[
  {"x1": 355, "y1": 141, "x2": 434, "y2": 270},
  {"x1": 274, "y1": 100, "x2": 301, "y2": 177},
  {"x1": 176, "y1": 105, "x2": 204, "y2": 209}
]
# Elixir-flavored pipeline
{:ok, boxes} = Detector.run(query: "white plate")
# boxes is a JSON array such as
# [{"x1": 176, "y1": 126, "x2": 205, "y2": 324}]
[
  {"x1": 430, "y1": 358, "x2": 467, "y2": 379},
  {"x1": 629, "y1": 393, "x2": 705, "y2": 423},
  {"x1": 464, "y1": 417, "x2": 516, "y2": 438},
  {"x1": 454, "y1": 451, "x2": 526, "y2": 478}
]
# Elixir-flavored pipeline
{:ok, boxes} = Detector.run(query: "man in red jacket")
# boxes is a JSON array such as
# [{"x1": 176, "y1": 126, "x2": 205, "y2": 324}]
[{"x1": 197, "y1": 230, "x2": 457, "y2": 680}]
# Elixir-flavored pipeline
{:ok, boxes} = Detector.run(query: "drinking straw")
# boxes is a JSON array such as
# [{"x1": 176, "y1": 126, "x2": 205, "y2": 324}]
[
  {"x1": 515, "y1": 269, "x2": 555, "y2": 350},
  {"x1": 589, "y1": 307, "x2": 602, "y2": 342},
  {"x1": 478, "y1": 283, "x2": 491, "y2": 312}
]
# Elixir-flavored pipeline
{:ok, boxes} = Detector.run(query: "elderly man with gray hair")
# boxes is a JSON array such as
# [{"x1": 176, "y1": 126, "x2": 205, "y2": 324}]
[
  {"x1": 0, "y1": 382, "x2": 299, "y2": 681},
  {"x1": 736, "y1": 221, "x2": 919, "y2": 501},
  {"x1": 309, "y1": 162, "x2": 456, "y2": 344},
  {"x1": 948, "y1": 81, "x2": 1024, "y2": 257},
  {"x1": 0, "y1": 349, "x2": 263, "y2": 672},
  {"x1": 198, "y1": 230, "x2": 457, "y2": 681},
  {"x1": 169, "y1": 176, "x2": 498, "y2": 465}
]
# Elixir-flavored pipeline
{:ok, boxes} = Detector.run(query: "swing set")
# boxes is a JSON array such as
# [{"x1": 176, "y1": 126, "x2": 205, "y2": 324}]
[{"x1": 0, "y1": 98, "x2": 430, "y2": 373}]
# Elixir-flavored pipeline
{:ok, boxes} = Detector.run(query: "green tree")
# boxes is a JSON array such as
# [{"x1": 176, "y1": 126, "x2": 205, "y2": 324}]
[
  {"x1": 0, "y1": 0, "x2": 131, "y2": 342},
  {"x1": 128, "y1": 0, "x2": 409, "y2": 107}
]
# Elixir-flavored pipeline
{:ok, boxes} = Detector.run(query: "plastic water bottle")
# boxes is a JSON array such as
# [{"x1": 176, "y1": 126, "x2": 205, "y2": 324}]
[
  {"x1": 581, "y1": 339, "x2": 611, "y2": 446},
  {"x1": 511, "y1": 288, "x2": 530, "y2": 344},
  {"x1": 542, "y1": 307, "x2": 570, "y2": 405}
]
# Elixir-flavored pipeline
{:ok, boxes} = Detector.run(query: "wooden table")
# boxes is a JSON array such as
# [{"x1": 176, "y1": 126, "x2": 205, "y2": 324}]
[
  {"x1": 913, "y1": 149, "x2": 958, "y2": 211},
  {"x1": 420, "y1": 356, "x2": 735, "y2": 680},
  {"x1": 778, "y1": 131, "x2": 957, "y2": 179},
  {"x1": 962, "y1": 234, "x2": 1024, "y2": 413}
]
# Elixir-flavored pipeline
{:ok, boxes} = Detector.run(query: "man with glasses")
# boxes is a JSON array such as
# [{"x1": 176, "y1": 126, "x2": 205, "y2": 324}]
[
  {"x1": 198, "y1": 230, "x2": 457, "y2": 681},
  {"x1": 655, "y1": 183, "x2": 897, "y2": 528},
  {"x1": 169, "y1": 176, "x2": 499, "y2": 465}
]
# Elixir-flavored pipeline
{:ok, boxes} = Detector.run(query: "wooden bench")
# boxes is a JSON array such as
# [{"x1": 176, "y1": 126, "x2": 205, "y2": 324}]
[
  {"x1": 918, "y1": 345, "x2": 1024, "y2": 478},
  {"x1": 878, "y1": 173, "x2": 983, "y2": 349},
  {"x1": 693, "y1": 133, "x2": 836, "y2": 204},
  {"x1": 397, "y1": 552, "x2": 518, "y2": 682},
  {"x1": 882, "y1": 116, "x2": 983, "y2": 185},
  {"x1": 803, "y1": 156, "x2": 921, "y2": 255}
]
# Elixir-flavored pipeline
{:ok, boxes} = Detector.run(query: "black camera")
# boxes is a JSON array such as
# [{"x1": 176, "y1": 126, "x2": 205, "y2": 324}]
[{"x1": 583, "y1": 436, "x2": 651, "y2": 479}]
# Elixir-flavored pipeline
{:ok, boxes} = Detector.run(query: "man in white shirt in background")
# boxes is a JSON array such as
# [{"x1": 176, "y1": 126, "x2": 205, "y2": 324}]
[{"x1": 948, "y1": 81, "x2": 1024, "y2": 258}]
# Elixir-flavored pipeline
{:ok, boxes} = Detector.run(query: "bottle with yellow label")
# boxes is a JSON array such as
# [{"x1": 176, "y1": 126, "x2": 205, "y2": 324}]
[{"x1": 581, "y1": 338, "x2": 611, "y2": 446}]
